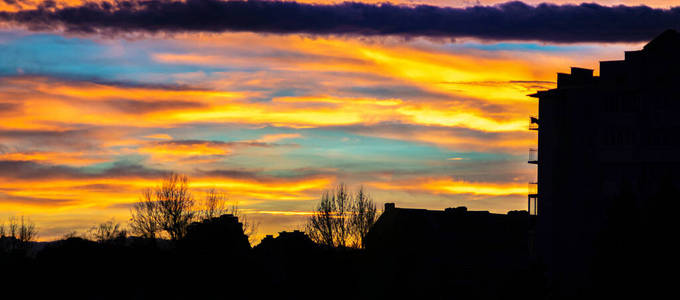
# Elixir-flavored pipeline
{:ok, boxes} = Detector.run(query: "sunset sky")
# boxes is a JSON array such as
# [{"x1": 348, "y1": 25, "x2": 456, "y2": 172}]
[{"x1": 0, "y1": 0, "x2": 675, "y2": 240}]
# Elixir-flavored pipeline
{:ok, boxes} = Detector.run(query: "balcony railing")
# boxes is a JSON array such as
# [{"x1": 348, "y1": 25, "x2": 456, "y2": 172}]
[
  {"x1": 528, "y1": 182, "x2": 538, "y2": 215},
  {"x1": 528, "y1": 148, "x2": 538, "y2": 164},
  {"x1": 529, "y1": 115, "x2": 539, "y2": 131},
  {"x1": 528, "y1": 195, "x2": 538, "y2": 215}
]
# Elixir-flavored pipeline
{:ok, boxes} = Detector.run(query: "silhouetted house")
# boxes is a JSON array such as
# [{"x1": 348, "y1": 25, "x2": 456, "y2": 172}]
[
  {"x1": 182, "y1": 214, "x2": 251, "y2": 254},
  {"x1": 363, "y1": 204, "x2": 535, "y2": 298},
  {"x1": 530, "y1": 29, "x2": 680, "y2": 296},
  {"x1": 365, "y1": 203, "x2": 532, "y2": 268},
  {"x1": 254, "y1": 230, "x2": 316, "y2": 256}
]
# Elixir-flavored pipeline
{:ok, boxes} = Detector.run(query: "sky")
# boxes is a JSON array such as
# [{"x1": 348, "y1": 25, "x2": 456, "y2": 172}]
[{"x1": 0, "y1": 0, "x2": 674, "y2": 241}]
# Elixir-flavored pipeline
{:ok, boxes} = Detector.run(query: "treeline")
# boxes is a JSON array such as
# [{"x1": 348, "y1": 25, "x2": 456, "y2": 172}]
[
  {"x1": 0, "y1": 174, "x2": 384, "y2": 300},
  {"x1": 2, "y1": 173, "x2": 380, "y2": 253},
  {"x1": 0, "y1": 216, "x2": 38, "y2": 253}
]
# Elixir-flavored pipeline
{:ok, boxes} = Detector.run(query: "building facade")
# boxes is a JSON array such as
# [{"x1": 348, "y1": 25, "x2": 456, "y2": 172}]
[{"x1": 531, "y1": 30, "x2": 680, "y2": 296}]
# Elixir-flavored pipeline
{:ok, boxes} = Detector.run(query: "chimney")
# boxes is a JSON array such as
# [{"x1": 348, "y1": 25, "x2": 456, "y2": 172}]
[{"x1": 384, "y1": 203, "x2": 395, "y2": 212}]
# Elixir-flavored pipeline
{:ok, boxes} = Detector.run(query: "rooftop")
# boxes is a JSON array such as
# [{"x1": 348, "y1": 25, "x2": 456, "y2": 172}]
[{"x1": 642, "y1": 29, "x2": 680, "y2": 53}]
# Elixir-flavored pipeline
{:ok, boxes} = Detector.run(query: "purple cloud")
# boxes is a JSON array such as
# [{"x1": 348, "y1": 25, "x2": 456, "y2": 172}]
[{"x1": 0, "y1": 1, "x2": 679, "y2": 42}]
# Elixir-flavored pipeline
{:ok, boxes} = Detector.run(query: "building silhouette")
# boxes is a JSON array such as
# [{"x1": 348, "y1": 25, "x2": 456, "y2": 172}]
[
  {"x1": 254, "y1": 230, "x2": 316, "y2": 255},
  {"x1": 530, "y1": 29, "x2": 680, "y2": 297},
  {"x1": 181, "y1": 213, "x2": 251, "y2": 255},
  {"x1": 366, "y1": 203, "x2": 532, "y2": 262},
  {"x1": 364, "y1": 203, "x2": 537, "y2": 298}
]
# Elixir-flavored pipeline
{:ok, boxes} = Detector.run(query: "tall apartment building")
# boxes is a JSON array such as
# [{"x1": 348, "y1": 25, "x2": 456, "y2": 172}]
[{"x1": 530, "y1": 29, "x2": 680, "y2": 296}]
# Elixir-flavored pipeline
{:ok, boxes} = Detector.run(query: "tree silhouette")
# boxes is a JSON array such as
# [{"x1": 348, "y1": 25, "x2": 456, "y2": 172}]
[
  {"x1": 201, "y1": 188, "x2": 229, "y2": 220},
  {"x1": 350, "y1": 186, "x2": 377, "y2": 248},
  {"x1": 307, "y1": 183, "x2": 349, "y2": 248},
  {"x1": 130, "y1": 174, "x2": 259, "y2": 242},
  {"x1": 306, "y1": 184, "x2": 377, "y2": 248},
  {"x1": 129, "y1": 188, "x2": 162, "y2": 239},
  {"x1": 88, "y1": 219, "x2": 126, "y2": 244},
  {"x1": 130, "y1": 173, "x2": 196, "y2": 241},
  {"x1": 155, "y1": 173, "x2": 196, "y2": 241},
  {"x1": 0, "y1": 216, "x2": 38, "y2": 252}
]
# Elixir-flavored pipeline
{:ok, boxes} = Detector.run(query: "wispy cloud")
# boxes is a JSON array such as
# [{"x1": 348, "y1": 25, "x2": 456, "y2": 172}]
[{"x1": 368, "y1": 177, "x2": 527, "y2": 196}]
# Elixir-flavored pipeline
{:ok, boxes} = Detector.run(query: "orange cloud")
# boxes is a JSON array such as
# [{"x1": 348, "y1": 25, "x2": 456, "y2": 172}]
[
  {"x1": 246, "y1": 210, "x2": 316, "y2": 216},
  {"x1": 0, "y1": 174, "x2": 333, "y2": 215},
  {"x1": 368, "y1": 178, "x2": 527, "y2": 196},
  {"x1": 138, "y1": 140, "x2": 233, "y2": 163},
  {"x1": 1, "y1": 75, "x2": 532, "y2": 132},
  {"x1": 147, "y1": 33, "x2": 564, "y2": 132},
  {"x1": 143, "y1": 134, "x2": 173, "y2": 140}
]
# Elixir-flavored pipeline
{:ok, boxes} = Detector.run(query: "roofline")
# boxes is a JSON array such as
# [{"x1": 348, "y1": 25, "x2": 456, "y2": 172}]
[{"x1": 529, "y1": 90, "x2": 552, "y2": 98}]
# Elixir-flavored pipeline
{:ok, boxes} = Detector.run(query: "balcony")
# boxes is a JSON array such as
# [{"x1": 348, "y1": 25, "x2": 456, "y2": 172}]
[
  {"x1": 528, "y1": 181, "x2": 538, "y2": 196},
  {"x1": 529, "y1": 115, "x2": 539, "y2": 131},
  {"x1": 528, "y1": 148, "x2": 538, "y2": 164},
  {"x1": 528, "y1": 182, "x2": 538, "y2": 215}
]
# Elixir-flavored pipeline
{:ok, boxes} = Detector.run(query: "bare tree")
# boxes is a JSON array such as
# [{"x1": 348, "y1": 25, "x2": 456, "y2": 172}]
[
  {"x1": 199, "y1": 188, "x2": 259, "y2": 244},
  {"x1": 155, "y1": 173, "x2": 195, "y2": 240},
  {"x1": 18, "y1": 216, "x2": 37, "y2": 243},
  {"x1": 156, "y1": 173, "x2": 196, "y2": 240},
  {"x1": 307, "y1": 189, "x2": 334, "y2": 247},
  {"x1": 201, "y1": 188, "x2": 229, "y2": 220},
  {"x1": 62, "y1": 231, "x2": 79, "y2": 239},
  {"x1": 351, "y1": 186, "x2": 378, "y2": 248},
  {"x1": 88, "y1": 219, "x2": 126, "y2": 243},
  {"x1": 129, "y1": 173, "x2": 195, "y2": 241},
  {"x1": 130, "y1": 188, "x2": 162, "y2": 239},
  {"x1": 0, "y1": 216, "x2": 38, "y2": 251},
  {"x1": 8, "y1": 216, "x2": 19, "y2": 238},
  {"x1": 334, "y1": 184, "x2": 351, "y2": 248},
  {"x1": 306, "y1": 184, "x2": 378, "y2": 248},
  {"x1": 306, "y1": 183, "x2": 353, "y2": 248},
  {"x1": 2, "y1": 216, "x2": 38, "y2": 243}
]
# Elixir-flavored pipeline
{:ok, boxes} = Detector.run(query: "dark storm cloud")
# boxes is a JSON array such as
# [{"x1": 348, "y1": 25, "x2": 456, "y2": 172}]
[{"x1": 1, "y1": 1, "x2": 679, "y2": 42}]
